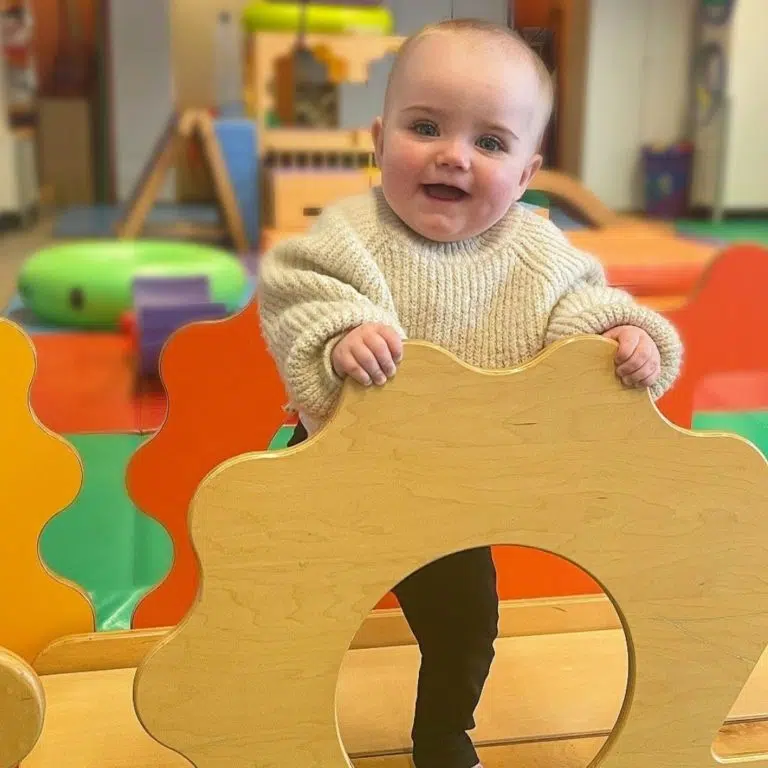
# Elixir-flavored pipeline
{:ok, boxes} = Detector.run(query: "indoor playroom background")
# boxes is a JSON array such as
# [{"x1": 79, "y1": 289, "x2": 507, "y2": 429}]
[{"x1": 2, "y1": 0, "x2": 768, "y2": 765}]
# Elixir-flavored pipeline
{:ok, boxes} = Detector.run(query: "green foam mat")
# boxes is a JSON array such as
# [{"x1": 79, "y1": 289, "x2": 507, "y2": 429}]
[
  {"x1": 268, "y1": 424, "x2": 295, "y2": 450},
  {"x1": 692, "y1": 410, "x2": 768, "y2": 458},
  {"x1": 39, "y1": 426, "x2": 295, "y2": 631},
  {"x1": 39, "y1": 433, "x2": 172, "y2": 631},
  {"x1": 676, "y1": 219, "x2": 768, "y2": 247}
]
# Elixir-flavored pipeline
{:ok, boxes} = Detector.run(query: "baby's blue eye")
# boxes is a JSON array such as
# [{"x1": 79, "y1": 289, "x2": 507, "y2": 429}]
[
  {"x1": 477, "y1": 135, "x2": 504, "y2": 152},
  {"x1": 412, "y1": 122, "x2": 438, "y2": 137}
]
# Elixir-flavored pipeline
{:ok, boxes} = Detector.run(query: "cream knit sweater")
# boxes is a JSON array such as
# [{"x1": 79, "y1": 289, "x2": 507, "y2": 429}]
[{"x1": 258, "y1": 187, "x2": 682, "y2": 428}]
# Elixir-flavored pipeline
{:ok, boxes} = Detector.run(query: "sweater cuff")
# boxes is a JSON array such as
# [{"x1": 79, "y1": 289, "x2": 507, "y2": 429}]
[
  {"x1": 547, "y1": 296, "x2": 683, "y2": 400},
  {"x1": 288, "y1": 312, "x2": 407, "y2": 425}
]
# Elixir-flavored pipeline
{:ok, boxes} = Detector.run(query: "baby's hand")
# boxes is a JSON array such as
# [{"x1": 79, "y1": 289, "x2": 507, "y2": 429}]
[
  {"x1": 602, "y1": 325, "x2": 660, "y2": 388},
  {"x1": 332, "y1": 323, "x2": 403, "y2": 387}
]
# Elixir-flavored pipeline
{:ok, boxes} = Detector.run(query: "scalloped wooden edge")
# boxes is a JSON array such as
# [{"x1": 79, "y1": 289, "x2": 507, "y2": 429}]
[
  {"x1": 126, "y1": 300, "x2": 287, "y2": 629},
  {"x1": 132, "y1": 336, "x2": 768, "y2": 768},
  {"x1": 0, "y1": 646, "x2": 45, "y2": 768},
  {"x1": 0, "y1": 319, "x2": 95, "y2": 662}
]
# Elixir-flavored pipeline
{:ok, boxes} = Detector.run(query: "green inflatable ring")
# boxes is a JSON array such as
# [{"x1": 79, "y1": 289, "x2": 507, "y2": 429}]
[
  {"x1": 17, "y1": 240, "x2": 249, "y2": 329},
  {"x1": 242, "y1": 0, "x2": 393, "y2": 34}
]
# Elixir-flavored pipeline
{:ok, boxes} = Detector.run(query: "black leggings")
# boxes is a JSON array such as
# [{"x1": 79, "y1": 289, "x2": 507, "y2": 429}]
[{"x1": 288, "y1": 422, "x2": 498, "y2": 768}]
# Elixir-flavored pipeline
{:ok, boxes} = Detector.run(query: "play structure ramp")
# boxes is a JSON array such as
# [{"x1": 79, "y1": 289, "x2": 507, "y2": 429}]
[{"x1": 529, "y1": 169, "x2": 670, "y2": 232}]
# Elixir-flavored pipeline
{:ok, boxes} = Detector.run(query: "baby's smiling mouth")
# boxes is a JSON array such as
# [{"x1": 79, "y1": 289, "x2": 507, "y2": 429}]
[{"x1": 423, "y1": 183, "x2": 469, "y2": 201}]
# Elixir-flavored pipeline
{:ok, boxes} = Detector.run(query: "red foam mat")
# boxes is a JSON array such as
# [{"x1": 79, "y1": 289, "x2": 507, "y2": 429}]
[{"x1": 29, "y1": 333, "x2": 166, "y2": 434}]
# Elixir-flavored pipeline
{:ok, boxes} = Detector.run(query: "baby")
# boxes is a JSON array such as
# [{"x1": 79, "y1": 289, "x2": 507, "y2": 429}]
[{"x1": 258, "y1": 18, "x2": 682, "y2": 768}]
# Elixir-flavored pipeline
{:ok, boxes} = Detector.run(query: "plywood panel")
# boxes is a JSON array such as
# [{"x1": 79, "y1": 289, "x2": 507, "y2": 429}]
[{"x1": 133, "y1": 338, "x2": 768, "y2": 767}]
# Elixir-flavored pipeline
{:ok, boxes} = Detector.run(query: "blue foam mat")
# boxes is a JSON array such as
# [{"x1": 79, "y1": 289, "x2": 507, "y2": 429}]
[{"x1": 53, "y1": 204, "x2": 222, "y2": 239}]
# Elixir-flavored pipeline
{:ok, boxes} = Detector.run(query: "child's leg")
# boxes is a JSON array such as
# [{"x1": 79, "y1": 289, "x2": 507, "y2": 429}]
[
  {"x1": 393, "y1": 547, "x2": 499, "y2": 768},
  {"x1": 288, "y1": 421, "x2": 498, "y2": 767},
  {"x1": 287, "y1": 420, "x2": 309, "y2": 446}
]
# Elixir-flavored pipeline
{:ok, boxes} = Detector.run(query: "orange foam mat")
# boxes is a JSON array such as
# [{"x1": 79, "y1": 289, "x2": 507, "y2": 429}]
[{"x1": 29, "y1": 333, "x2": 163, "y2": 435}]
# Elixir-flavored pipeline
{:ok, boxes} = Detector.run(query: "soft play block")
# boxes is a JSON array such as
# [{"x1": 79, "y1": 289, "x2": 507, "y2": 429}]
[
  {"x1": 566, "y1": 226, "x2": 717, "y2": 294},
  {"x1": 39, "y1": 433, "x2": 172, "y2": 631},
  {"x1": 214, "y1": 118, "x2": 259, "y2": 249},
  {"x1": 29, "y1": 333, "x2": 149, "y2": 434},
  {"x1": 694, "y1": 372, "x2": 768, "y2": 412}
]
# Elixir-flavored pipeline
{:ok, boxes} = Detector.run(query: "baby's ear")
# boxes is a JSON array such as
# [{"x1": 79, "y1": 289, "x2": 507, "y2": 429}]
[
  {"x1": 370, "y1": 117, "x2": 384, "y2": 164},
  {"x1": 517, "y1": 153, "x2": 544, "y2": 198}
]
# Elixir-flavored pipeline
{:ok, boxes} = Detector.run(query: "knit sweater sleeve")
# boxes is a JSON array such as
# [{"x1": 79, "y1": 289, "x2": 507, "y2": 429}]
[
  {"x1": 533, "y1": 221, "x2": 683, "y2": 400},
  {"x1": 257, "y1": 203, "x2": 405, "y2": 423}
]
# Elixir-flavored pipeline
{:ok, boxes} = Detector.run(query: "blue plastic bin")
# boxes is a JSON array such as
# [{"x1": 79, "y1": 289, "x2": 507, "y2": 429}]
[{"x1": 642, "y1": 142, "x2": 694, "y2": 219}]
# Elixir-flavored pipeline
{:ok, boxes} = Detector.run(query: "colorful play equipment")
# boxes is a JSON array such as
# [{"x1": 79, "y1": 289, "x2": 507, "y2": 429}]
[
  {"x1": 0, "y1": 320, "x2": 94, "y2": 662},
  {"x1": 123, "y1": 275, "x2": 230, "y2": 378},
  {"x1": 242, "y1": 0, "x2": 394, "y2": 34},
  {"x1": 17, "y1": 240, "x2": 248, "y2": 329},
  {"x1": 5, "y1": 331, "x2": 768, "y2": 766},
  {"x1": 125, "y1": 302, "x2": 288, "y2": 629},
  {"x1": 115, "y1": 110, "x2": 253, "y2": 253},
  {"x1": 22, "y1": 243, "x2": 768, "y2": 641},
  {"x1": 658, "y1": 243, "x2": 768, "y2": 428},
  {"x1": 123, "y1": 246, "x2": 768, "y2": 629},
  {"x1": 528, "y1": 169, "x2": 719, "y2": 309}
]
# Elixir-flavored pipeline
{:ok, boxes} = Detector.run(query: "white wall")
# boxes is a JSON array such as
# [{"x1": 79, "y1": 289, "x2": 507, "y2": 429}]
[
  {"x1": 722, "y1": 0, "x2": 768, "y2": 209},
  {"x1": 0, "y1": 51, "x2": 18, "y2": 213},
  {"x1": 385, "y1": 0, "x2": 508, "y2": 32},
  {"x1": 580, "y1": 0, "x2": 696, "y2": 211},
  {"x1": 109, "y1": 0, "x2": 175, "y2": 202},
  {"x1": 339, "y1": 0, "x2": 509, "y2": 129}
]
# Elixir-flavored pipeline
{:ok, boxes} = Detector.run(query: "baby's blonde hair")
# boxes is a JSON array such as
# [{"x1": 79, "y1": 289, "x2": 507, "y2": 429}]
[{"x1": 383, "y1": 18, "x2": 555, "y2": 147}]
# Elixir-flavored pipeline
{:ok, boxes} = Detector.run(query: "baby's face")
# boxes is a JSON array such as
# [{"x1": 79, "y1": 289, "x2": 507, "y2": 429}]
[{"x1": 373, "y1": 33, "x2": 544, "y2": 242}]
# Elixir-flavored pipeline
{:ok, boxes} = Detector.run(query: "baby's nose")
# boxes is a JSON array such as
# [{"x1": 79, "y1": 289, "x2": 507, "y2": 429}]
[{"x1": 437, "y1": 140, "x2": 471, "y2": 169}]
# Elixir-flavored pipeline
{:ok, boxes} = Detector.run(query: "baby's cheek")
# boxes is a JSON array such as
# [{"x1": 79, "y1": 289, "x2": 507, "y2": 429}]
[
  {"x1": 393, "y1": 143, "x2": 427, "y2": 177},
  {"x1": 487, "y1": 166, "x2": 520, "y2": 201}
]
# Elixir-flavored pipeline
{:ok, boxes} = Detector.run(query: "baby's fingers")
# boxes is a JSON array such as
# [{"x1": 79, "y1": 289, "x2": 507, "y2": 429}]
[
  {"x1": 336, "y1": 348, "x2": 373, "y2": 386},
  {"x1": 621, "y1": 358, "x2": 659, "y2": 388},
  {"x1": 377, "y1": 325, "x2": 404, "y2": 364},
  {"x1": 365, "y1": 332, "x2": 398, "y2": 378},
  {"x1": 615, "y1": 334, "x2": 640, "y2": 364},
  {"x1": 351, "y1": 344, "x2": 389, "y2": 386},
  {"x1": 615, "y1": 349, "x2": 648, "y2": 378}
]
